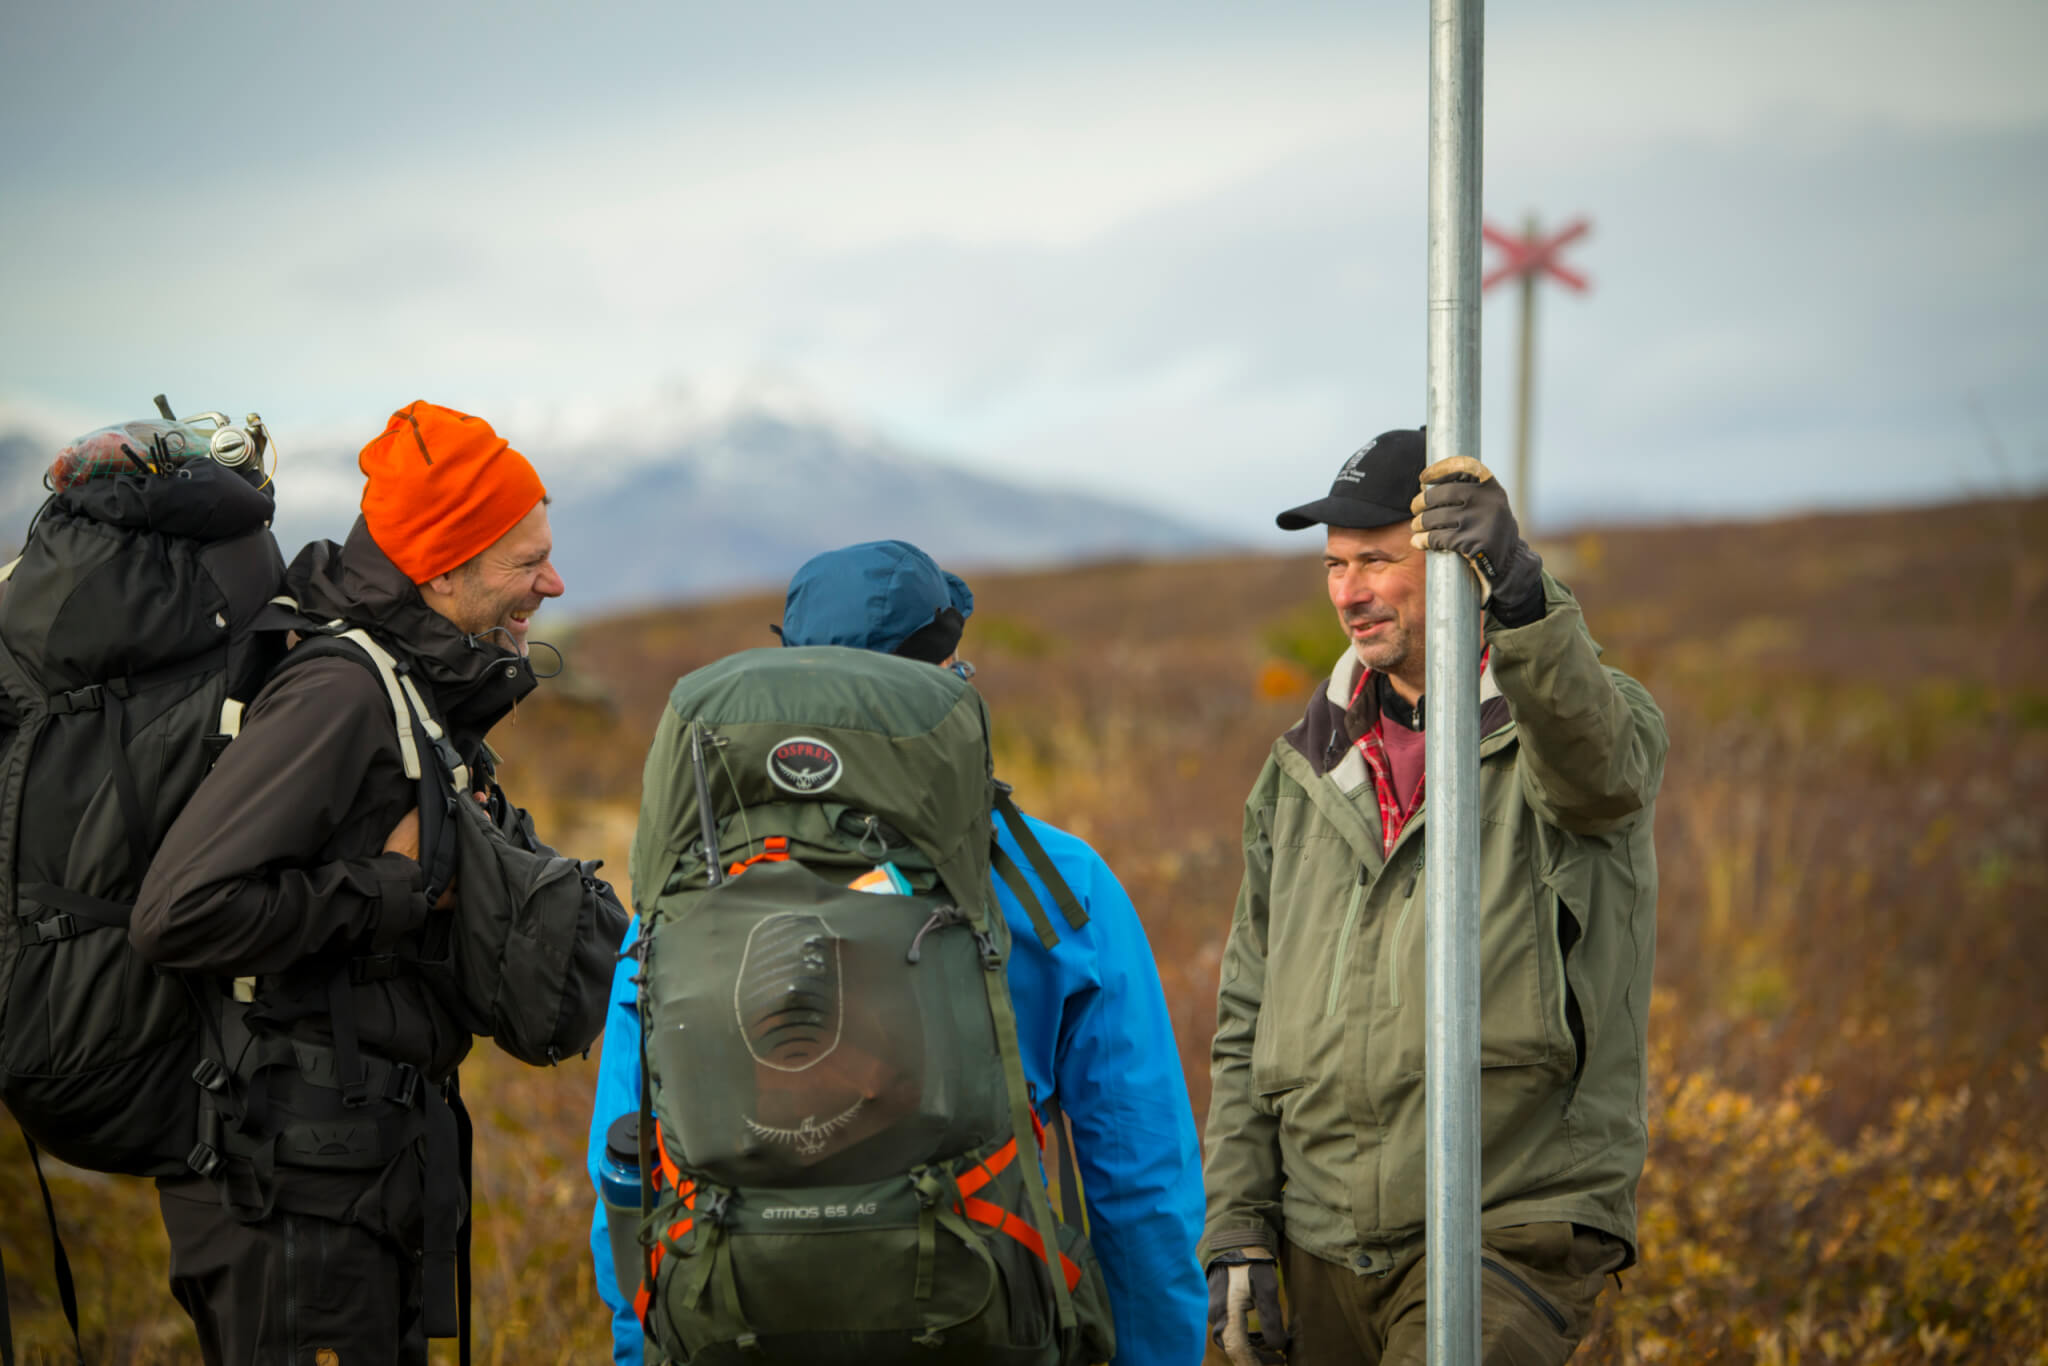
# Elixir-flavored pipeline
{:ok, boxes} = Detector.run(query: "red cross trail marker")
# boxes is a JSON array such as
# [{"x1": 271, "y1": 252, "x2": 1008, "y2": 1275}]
[
  {"x1": 1483, "y1": 218, "x2": 1591, "y2": 293},
  {"x1": 1482, "y1": 215, "x2": 1592, "y2": 530}
]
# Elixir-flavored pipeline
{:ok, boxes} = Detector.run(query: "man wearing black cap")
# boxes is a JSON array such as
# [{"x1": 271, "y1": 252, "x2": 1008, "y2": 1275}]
[{"x1": 1201, "y1": 432, "x2": 1667, "y2": 1365}]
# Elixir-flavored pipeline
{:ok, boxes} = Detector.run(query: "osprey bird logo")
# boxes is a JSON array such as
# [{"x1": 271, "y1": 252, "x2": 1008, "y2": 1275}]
[
  {"x1": 743, "y1": 1098, "x2": 866, "y2": 1156},
  {"x1": 767, "y1": 736, "x2": 844, "y2": 794}
]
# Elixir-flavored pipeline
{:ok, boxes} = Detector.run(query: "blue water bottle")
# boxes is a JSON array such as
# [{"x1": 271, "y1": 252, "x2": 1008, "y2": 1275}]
[{"x1": 601, "y1": 1113, "x2": 644, "y2": 1297}]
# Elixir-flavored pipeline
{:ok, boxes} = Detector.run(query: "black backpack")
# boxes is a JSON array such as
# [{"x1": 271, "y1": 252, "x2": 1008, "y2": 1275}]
[{"x1": 0, "y1": 411, "x2": 287, "y2": 1361}]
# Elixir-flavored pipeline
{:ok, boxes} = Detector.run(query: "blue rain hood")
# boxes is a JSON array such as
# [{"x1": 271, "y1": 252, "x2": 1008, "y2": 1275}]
[{"x1": 779, "y1": 540, "x2": 974, "y2": 659}]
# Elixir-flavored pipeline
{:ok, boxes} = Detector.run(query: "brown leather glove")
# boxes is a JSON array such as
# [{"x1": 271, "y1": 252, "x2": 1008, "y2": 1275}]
[
  {"x1": 1207, "y1": 1247, "x2": 1287, "y2": 1365},
  {"x1": 1409, "y1": 455, "x2": 1547, "y2": 627}
]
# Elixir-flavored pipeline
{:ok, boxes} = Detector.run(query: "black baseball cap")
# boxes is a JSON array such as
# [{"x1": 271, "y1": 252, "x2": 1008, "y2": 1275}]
[{"x1": 1275, "y1": 427, "x2": 1426, "y2": 531}]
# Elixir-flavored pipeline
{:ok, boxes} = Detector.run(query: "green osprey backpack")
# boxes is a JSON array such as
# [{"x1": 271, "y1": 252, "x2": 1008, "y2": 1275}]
[{"x1": 626, "y1": 646, "x2": 1114, "y2": 1366}]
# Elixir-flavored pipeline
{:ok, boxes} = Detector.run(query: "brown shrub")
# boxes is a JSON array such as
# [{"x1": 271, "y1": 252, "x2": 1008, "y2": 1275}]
[{"x1": 6, "y1": 499, "x2": 2045, "y2": 1362}]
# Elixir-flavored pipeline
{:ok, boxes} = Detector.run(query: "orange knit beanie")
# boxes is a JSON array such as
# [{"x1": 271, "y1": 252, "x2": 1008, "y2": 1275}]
[{"x1": 358, "y1": 401, "x2": 547, "y2": 583}]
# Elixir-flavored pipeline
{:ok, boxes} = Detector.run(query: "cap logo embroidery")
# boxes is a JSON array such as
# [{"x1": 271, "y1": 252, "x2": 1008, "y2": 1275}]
[
  {"x1": 767, "y1": 736, "x2": 844, "y2": 794},
  {"x1": 1335, "y1": 437, "x2": 1379, "y2": 484}
]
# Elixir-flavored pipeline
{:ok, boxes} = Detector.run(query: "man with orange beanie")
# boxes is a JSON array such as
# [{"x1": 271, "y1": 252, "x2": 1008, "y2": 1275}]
[{"x1": 133, "y1": 401, "x2": 616, "y2": 1364}]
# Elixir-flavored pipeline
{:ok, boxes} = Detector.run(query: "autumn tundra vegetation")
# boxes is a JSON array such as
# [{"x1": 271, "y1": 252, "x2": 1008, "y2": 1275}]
[{"x1": 3, "y1": 496, "x2": 2044, "y2": 1364}]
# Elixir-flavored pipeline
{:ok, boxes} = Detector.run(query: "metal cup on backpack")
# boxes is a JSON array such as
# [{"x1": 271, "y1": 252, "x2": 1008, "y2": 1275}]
[{"x1": 45, "y1": 398, "x2": 275, "y2": 493}]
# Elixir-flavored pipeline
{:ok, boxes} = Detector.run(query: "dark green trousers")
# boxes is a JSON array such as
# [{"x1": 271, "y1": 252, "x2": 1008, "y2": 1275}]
[{"x1": 1284, "y1": 1223, "x2": 1624, "y2": 1366}]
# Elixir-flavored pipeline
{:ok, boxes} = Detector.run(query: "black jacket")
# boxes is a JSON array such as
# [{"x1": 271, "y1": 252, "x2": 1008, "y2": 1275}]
[{"x1": 132, "y1": 517, "x2": 536, "y2": 1081}]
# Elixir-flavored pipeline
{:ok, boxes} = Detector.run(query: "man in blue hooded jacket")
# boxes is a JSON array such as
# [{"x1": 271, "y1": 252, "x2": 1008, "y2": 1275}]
[{"x1": 585, "y1": 539, "x2": 1206, "y2": 1366}]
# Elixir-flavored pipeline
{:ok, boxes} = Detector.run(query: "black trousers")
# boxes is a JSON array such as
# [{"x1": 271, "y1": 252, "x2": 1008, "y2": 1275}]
[{"x1": 157, "y1": 1176, "x2": 426, "y2": 1366}]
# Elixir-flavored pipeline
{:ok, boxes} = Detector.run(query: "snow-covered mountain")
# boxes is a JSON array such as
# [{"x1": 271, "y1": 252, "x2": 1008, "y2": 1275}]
[
  {"x1": 538, "y1": 409, "x2": 1227, "y2": 607},
  {"x1": 0, "y1": 395, "x2": 1232, "y2": 608}
]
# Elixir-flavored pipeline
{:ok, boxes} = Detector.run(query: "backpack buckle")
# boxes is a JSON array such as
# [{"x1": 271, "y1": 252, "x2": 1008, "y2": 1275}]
[
  {"x1": 349, "y1": 954, "x2": 402, "y2": 984},
  {"x1": 49, "y1": 684, "x2": 104, "y2": 715},
  {"x1": 698, "y1": 1188, "x2": 735, "y2": 1227},
  {"x1": 186, "y1": 1142, "x2": 224, "y2": 1179},
  {"x1": 191, "y1": 1057, "x2": 230, "y2": 1092},
  {"x1": 28, "y1": 913, "x2": 79, "y2": 944},
  {"x1": 383, "y1": 1062, "x2": 422, "y2": 1108}
]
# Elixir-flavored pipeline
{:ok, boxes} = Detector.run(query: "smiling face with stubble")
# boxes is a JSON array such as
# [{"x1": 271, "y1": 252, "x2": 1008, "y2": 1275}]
[{"x1": 1325, "y1": 521, "x2": 1428, "y2": 701}]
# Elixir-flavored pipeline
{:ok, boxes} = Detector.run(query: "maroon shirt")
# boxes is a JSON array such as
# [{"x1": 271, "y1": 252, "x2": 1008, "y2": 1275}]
[{"x1": 1346, "y1": 652, "x2": 1490, "y2": 854}]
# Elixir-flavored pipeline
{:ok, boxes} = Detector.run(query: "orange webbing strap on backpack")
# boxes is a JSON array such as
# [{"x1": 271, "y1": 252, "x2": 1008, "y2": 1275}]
[
  {"x1": 726, "y1": 836, "x2": 790, "y2": 879},
  {"x1": 633, "y1": 1123, "x2": 699, "y2": 1325},
  {"x1": 953, "y1": 1138, "x2": 1083, "y2": 1292}
]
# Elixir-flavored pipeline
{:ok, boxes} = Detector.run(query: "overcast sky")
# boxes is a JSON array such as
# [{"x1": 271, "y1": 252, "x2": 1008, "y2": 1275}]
[{"x1": 3, "y1": 0, "x2": 2043, "y2": 541}]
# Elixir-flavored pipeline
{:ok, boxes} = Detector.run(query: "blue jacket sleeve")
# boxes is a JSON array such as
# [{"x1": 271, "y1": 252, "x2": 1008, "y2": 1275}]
[
  {"x1": 999, "y1": 816, "x2": 1208, "y2": 1366},
  {"x1": 586, "y1": 913, "x2": 645, "y2": 1366}
]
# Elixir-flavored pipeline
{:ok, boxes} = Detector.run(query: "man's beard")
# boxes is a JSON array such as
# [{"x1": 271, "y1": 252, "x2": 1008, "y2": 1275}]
[{"x1": 1345, "y1": 611, "x2": 1413, "y2": 674}]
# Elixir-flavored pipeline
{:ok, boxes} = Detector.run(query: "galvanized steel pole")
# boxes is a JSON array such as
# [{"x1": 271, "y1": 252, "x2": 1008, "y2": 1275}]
[
  {"x1": 1424, "y1": 0, "x2": 1484, "y2": 1361},
  {"x1": 1513, "y1": 214, "x2": 1539, "y2": 531}
]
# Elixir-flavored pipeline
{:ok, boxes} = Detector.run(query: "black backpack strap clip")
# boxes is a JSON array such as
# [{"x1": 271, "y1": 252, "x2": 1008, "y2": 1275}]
[
  {"x1": 26, "y1": 914, "x2": 80, "y2": 945},
  {"x1": 45, "y1": 684, "x2": 103, "y2": 715}
]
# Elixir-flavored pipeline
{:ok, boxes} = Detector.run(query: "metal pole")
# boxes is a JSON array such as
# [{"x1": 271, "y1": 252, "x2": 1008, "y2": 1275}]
[
  {"x1": 1513, "y1": 214, "x2": 1539, "y2": 532},
  {"x1": 1424, "y1": 0, "x2": 1484, "y2": 1361},
  {"x1": 691, "y1": 724, "x2": 726, "y2": 887}
]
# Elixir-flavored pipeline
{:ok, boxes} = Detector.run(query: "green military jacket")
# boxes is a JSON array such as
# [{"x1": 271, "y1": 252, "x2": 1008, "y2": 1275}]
[{"x1": 1201, "y1": 578, "x2": 1666, "y2": 1274}]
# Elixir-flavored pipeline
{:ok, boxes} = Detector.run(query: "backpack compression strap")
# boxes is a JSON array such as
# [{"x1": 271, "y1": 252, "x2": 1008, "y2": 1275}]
[{"x1": 967, "y1": 892, "x2": 1083, "y2": 1340}]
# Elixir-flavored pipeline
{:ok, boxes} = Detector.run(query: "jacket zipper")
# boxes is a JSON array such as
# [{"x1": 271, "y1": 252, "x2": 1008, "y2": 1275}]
[
  {"x1": 1385, "y1": 867, "x2": 1422, "y2": 1010},
  {"x1": 1553, "y1": 890, "x2": 1579, "y2": 1101},
  {"x1": 1318, "y1": 720, "x2": 1512, "y2": 1020},
  {"x1": 1482, "y1": 1255, "x2": 1569, "y2": 1335},
  {"x1": 1324, "y1": 870, "x2": 1369, "y2": 1017}
]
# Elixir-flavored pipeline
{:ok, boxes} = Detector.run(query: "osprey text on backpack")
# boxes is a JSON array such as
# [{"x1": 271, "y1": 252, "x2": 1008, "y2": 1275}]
[{"x1": 626, "y1": 646, "x2": 1115, "y2": 1366}]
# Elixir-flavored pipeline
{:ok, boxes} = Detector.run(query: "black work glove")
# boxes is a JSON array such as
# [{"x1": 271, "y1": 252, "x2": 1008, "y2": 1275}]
[
  {"x1": 1408, "y1": 455, "x2": 1547, "y2": 627},
  {"x1": 1207, "y1": 1247, "x2": 1287, "y2": 1365}
]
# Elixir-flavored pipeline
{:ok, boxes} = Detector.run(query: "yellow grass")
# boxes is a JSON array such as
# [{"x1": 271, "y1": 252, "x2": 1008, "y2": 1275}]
[{"x1": 5, "y1": 498, "x2": 2046, "y2": 1363}]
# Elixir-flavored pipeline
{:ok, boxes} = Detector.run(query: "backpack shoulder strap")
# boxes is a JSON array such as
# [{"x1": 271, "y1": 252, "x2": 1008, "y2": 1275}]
[
  {"x1": 992, "y1": 786, "x2": 1090, "y2": 934},
  {"x1": 990, "y1": 843, "x2": 1060, "y2": 950},
  {"x1": 269, "y1": 626, "x2": 464, "y2": 911},
  {"x1": 274, "y1": 625, "x2": 469, "y2": 792}
]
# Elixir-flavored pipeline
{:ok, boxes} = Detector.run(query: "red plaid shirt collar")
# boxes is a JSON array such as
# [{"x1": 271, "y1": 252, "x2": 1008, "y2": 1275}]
[{"x1": 1345, "y1": 650, "x2": 1489, "y2": 856}]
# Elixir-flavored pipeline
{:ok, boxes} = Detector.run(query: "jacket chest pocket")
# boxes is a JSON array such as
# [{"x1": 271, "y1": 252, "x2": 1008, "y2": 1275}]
[
  {"x1": 1377, "y1": 827, "x2": 1578, "y2": 1086},
  {"x1": 1250, "y1": 1015, "x2": 1304, "y2": 1108}
]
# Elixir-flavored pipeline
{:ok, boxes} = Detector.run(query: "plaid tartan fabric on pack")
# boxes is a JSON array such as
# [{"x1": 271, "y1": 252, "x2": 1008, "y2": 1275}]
[{"x1": 48, "y1": 421, "x2": 206, "y2": 491}]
